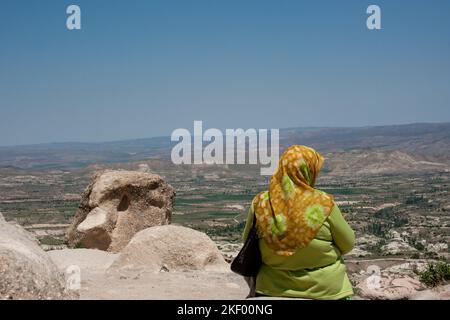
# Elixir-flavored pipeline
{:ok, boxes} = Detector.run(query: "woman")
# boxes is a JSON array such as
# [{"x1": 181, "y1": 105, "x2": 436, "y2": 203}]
[{"x1": 242, "y1": 145, "x2": 355, "y2": 300}]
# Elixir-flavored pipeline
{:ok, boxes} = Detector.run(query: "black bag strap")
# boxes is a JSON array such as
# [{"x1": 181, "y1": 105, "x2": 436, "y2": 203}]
[
  {"x1": 251, "y1": 211, "x2": 256, "y2": 228},
  {"x1": 250, "y1": 199, "x2": 257, "y2": 229}
]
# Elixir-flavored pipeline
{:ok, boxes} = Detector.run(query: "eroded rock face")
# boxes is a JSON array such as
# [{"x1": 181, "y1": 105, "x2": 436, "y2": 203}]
[
  {"x1": 109, "y1": 225, "x2": 228, "y2": 273},
  {"x1": 67, "y1": 170, "x2": 175, "y2": 252},
  {"x1": 348, "y1": 260, "x2": 430, "y2": 300},
  {"x1": 0, "y1": 213, "x2": 70, "y2": 300}
]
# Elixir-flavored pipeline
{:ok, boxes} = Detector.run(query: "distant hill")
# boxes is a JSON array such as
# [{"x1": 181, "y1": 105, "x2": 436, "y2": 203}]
[
  {"x1": 0, "y1": 137, "x2": 172, "y2": 169},
  {"x1": 1, "y1": 123, "x2": 449, "y2": 169},
  {"x1": 323, "y1": 150, "x2": 449, "y2": 176},
  {"x1": 280, "y1": 123, "x2": 450, "y2": 158}
]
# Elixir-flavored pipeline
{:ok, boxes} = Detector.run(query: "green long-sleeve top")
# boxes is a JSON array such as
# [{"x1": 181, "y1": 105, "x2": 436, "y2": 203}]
[{"x1": 243, "y1": 203, "x2": 355, "y2": 300}]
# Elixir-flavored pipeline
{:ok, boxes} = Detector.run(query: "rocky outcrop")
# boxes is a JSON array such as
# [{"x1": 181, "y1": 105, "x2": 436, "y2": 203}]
[
  {"x1": 410, "y1": 284, "x2": 450, "y2": 300},
  {"x1": 67, "y1": 170, "x2": 175, "y2": 252},
  {"x1": 348, "y1": 259, "x2": 432, "y2": 300},
  {"x1": 45, "y1": 228, "x2": 240, "y2": 299},
  {"x1": 0, "y1": 213, "x2": 70, "y2": 300},
  {"x1": 357, "y1": 274, "x2": 424, "y2": 300},
  {"x1": 110, "y1": 225, "x2": 228, "y2": 273}
]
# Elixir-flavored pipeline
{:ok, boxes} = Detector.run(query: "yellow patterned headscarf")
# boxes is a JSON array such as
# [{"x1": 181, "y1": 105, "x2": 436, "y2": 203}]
[{"x1": 253, "y1": 145, "x2": 334, "y2": 256}]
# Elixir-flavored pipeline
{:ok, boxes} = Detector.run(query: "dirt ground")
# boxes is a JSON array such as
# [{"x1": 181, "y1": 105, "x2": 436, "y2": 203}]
[{"x1": 78, "y1": 270, "x2": 249, "y2": 300}]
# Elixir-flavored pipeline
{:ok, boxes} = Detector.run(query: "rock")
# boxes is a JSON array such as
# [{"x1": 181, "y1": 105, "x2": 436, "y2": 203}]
[
  {"x1": 357, "y1": 274, "x2": 424, "y2": 300},
  {"x1": 48, "y1": 249, "x2": 118, "y2": 273},
  {"x1": 410, "y1": 284, "x2": 450, "y2": 300},
  {"x1": 137, "y1": 163, "x2": 151, "y2": 172},
  {"x1": 350, "y1": 260, "x2": 430, "y2": 300},
  {"x1": 381, "y1": 240, "x2": 417, "y2": 255},
  {"x1": 0, "y1": 213, "x2": 70, "y2": 300},
  {"x1": 76, "y1": 207, "x2": 108, "y2": 233},
  {"x1": 347, "y1": 247, "x2": 371, "y2": 258},
  {"x1": 110, "y1": 225, "x2": 228, "y2": 273},
  {"x1": 426, "y1": 242, "x2": 448, "y2": 253},
  {"x1": 67, "y1": 170, "x2": 175, "y2": 252}
]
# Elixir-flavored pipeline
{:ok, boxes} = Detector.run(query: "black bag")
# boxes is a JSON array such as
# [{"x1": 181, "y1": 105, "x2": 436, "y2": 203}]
[{"x1": 230, "y1": 214, "x2": 262, "y2": 277}]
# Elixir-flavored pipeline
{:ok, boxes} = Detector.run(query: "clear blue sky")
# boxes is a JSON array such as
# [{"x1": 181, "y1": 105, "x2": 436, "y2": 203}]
[{"x1": 1, "y1": 0, "x2": 449, "y2": 146}]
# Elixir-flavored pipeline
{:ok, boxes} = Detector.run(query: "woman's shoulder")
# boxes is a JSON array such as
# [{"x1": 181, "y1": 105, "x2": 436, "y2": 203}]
[
  {"x1": 312, "y1": 188, "x2": 336, "y2": 208},
  {"x1": 252, "y1": 190, "x2": 269, "y2": 205}
]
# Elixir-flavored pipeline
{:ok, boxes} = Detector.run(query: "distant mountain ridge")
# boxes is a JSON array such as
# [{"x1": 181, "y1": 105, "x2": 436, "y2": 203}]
[
  {"x1": 323, "y1": 150, "x2": 449, "y2": 176},
  {"x1": 280, "y1": 123, "x2": 450, "y2": 157},
  {"x1": 1, "y1": 123, "x2": 449, "y2": 169}
]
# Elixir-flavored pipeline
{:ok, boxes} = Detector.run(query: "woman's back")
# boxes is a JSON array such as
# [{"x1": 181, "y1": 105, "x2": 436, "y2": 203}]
[
  {"x1": 240, "y1": 145, "x2": 355, "y2": 299},
  {"x1": 243, "y1": 203, "x2": 355, "y2": 299}
]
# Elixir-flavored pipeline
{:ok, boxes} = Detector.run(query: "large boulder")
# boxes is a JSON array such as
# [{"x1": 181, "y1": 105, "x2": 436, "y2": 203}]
[
  {"x1": 110, "y1": 225, "x2": 228, "y2": 273},
  {"x1": 0, "y1": 213, "x2": 70, "y2": 300},
  {"x1": 67, "y1": 170, "x2": 175, "y2": 252}
]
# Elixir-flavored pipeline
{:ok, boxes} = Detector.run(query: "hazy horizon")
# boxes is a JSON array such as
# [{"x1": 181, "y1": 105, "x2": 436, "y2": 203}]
[
  {"x1": 1, "y1": 0, "x2": 450, "y2": 146},
  {"x1": 0, "y1": 121, "x2": 448, "y2": 148}
]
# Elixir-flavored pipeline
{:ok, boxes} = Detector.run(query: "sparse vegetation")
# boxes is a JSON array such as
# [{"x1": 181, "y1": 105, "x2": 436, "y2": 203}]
[
  {"x1": 193, "y1": 221, "x2": 246, "y2": 242},
  {"x1": 366, "y1": 221, "x2": 389, "y2": 237},
  {"x1": 405, "y1": 195, "x2": 428, "y2": 205},
  {"x1": 417, "y1": 261, "x2": 450, "y2": 287},
  {"x1": 409, "y1": 238, "x2": 425, "y2": 251},
  {"x1": 367, "y1": 239, "x2": 387, "y2": 256},
  {"x1": 38, "y1": 235, "x2": 66, "y2": 246}
]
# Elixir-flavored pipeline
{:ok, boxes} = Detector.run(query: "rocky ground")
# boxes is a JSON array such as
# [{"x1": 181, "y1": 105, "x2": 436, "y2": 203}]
[
  {"x1": 1, "y1": 211, "x2": 249, "y2": 300},
  {"x1": 47, "y1": 248, "x2": 248, "y2": 300}
]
